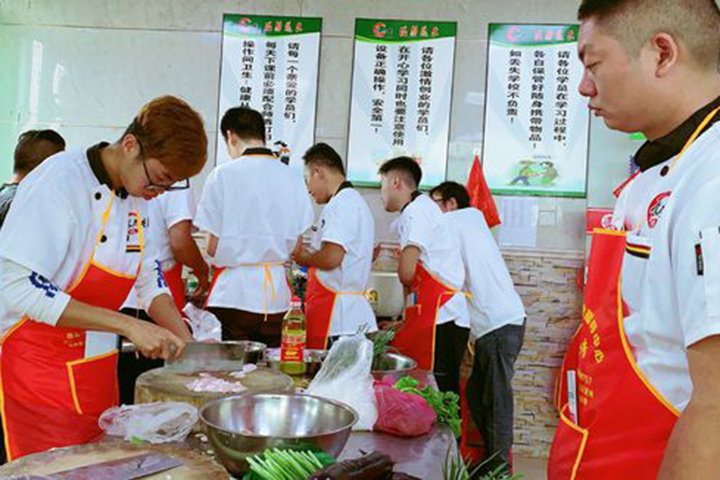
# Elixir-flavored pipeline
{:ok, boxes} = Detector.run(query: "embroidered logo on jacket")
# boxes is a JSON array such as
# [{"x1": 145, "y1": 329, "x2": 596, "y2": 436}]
[{"x1": 647, "y1": 191, "x2": 672, "y2": 228}]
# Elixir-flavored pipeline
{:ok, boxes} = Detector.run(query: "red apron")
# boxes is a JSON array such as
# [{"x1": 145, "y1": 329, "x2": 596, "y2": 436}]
[
  {"x1": 390, "y1": 263, "x2": 457, "y2": 370},
  {"x1": 548, "y1": 229, "x2": 679, "y2": 479},
  {"x1": 0, "y1": 194, "x2": 144, "y2": 460},
  {"x1": 305, "y1": 268, "x2": 364, "y2": 349},
  {"x1": 163, "y1": 262, "x2": 186, "y2": 312}
]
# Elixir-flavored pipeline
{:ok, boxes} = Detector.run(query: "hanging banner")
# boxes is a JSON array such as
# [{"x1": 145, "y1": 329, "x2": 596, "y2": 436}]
[
  {"x1": 482, "y1": 24, "x2": 590, "y2": 198},
  {"x1": 346, "y1": 19, "x2": 456, "y2": 189},
  {"x1": 216, "y1": 14, "x2": 322, "y2": 168}
]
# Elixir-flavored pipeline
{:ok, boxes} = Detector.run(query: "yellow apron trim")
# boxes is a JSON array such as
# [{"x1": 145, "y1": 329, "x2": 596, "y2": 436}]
[
  {"x1": 629, "y1": 107, "x2": 720, "y2": 232},
  {"x1": 616, "y1": 275, "x2": 681, "y2": 417},
  {"x1": 66, "y1": 363, "x2": 83, "y2": 415},
  {"x1": 66, "y1": 349, "x2": 119, "y2": 416},
  {"x1": 559, "y1": 403, "x2": 589, "y2": 480},
  {"x1": 235, "y1": 262, "x2": 285, "y2": 321},
  {"x1": 67, "y1": 194, "x2": 145, "y2": 292},
  {"x1": 0, "y1": 317, "x2": 30, "y2": 460}
]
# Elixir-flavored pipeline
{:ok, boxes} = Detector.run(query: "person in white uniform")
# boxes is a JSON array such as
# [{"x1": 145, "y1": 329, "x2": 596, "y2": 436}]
[
  {"x1": 378, "y1": 156, "x2": 469, "y2": 395},
  {"x1": 118, "y1": 188, "x2": 209, "y2": 404},
  {"x1": 292, "y1": 143, "x2": 377, "y2": 348},
  {"x1": 430, "y1": 181, "x2": 526, "y2": 473},
  {"x1": 195, "y1": 107, "x2": 314, "y2": 347},
  {"x1": 0, "y1": 95, "x2": 206, "y2": 459},
  {"x1": 548, "y1": 1, "x2": 720, "y2": 477}
]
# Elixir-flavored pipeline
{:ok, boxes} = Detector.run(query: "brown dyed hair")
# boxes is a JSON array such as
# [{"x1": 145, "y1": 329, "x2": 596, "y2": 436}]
[{"x1": 124, "y1": 95, "x2": 208, "y2": 178}]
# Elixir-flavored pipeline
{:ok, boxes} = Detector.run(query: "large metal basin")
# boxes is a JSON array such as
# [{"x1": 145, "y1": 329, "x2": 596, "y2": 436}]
[{"x1": 199, "y1": 393, "x2": 357, "y2": 475}]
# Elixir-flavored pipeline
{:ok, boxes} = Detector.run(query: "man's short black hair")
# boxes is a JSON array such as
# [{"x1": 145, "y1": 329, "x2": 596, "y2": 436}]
[
  {"x1": 578, "y1": 0, "x2": 720, "y2": 70},
  {"x1": 378, "y1": 156, "x2": 422, "y2": 189},
  {"x1": 429, "y1": 181, "x2": 471, "y2": 209},
  {"x1": 303, "y1": 143, "x2": 346, "y2": 176},
  {"x1": 13, "y1": 129, "x2": 66, "y2": 175},
  {"x1": 220, "y1": 107, "x2": 266, "y2": 143}
]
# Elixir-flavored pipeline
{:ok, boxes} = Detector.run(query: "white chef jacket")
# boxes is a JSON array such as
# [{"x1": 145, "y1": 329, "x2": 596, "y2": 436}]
[
  {"x1": 396, "y1": 194, "x2": 469, "y2": 327},
  {"x1": 0, "y1": 146, "x2": 170, "y2": 339},
  {"x1": 195, "y1": 150, "x2": 314, "y2": 313},
  {"x1": 445, "y1": 208, "x2": 525, "y2": 339},
  {"x1": 310, "y1": 183, "x2": 377, "y2": 336},
  {"x1": 612, "y1": 122, "x2": 720, "y2": 411},
  {"x1": 122, "y1": 188, "x2": 194, "y2": 310}
]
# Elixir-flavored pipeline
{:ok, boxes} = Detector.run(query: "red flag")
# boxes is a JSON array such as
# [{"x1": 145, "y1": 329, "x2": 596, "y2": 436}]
[{"x1": 466, "y1": 154, "x2": 501, "y2": 228}]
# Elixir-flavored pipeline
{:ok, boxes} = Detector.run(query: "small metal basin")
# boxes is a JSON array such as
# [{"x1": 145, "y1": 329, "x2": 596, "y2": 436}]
[
  {"x1": 371, "y1": 352, "x2": 418, "y2": 381},
  {"x1": 264, "y1": 348, "x2": 327, "y2": 376},
  {"x1": 199, "y1": 393, "x2": 357, "y2": 475}
]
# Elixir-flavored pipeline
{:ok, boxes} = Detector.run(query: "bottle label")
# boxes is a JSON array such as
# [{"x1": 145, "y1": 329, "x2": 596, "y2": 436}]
[{"x1": 281, "y1": 331, "x2": 306, "y2": 363}]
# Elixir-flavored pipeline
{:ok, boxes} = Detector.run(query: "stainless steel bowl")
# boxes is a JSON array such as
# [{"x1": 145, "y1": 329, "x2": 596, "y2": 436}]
[
  {"x1": 371, "y1": 352, "x2": 418, "y2": 381},
  {"x1": 199, "y1": 393, "x2": 357, "y2": 475},
  {"x1": 264, "y1": 348, "x2": 327, "y2": 376}
]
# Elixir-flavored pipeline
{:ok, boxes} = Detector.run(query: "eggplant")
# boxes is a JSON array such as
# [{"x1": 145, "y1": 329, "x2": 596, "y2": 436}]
[
  {"x1": 390, "y1": 474, "x2": 421, "y2": 480},
  {"x1": 308, "y1": 451, "x2": 394, "y2": 479}
]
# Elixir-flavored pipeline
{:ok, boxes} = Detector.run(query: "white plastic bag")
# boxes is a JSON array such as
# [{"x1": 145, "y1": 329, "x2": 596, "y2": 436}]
[
  {"x1": 99, "y1": 402, "x2": 198, "y2": 443},
  {"x1": 183, "y1": 303, "x2": 222, "y2": 342},
  {"x1": 306, "y1": 334, "x2": 378, "y2": 431}
]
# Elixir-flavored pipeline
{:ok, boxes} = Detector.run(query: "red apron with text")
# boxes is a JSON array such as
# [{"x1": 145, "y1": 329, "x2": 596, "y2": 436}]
[
  {"x1": 548, "y1": 229, "x2": 679, "y2": 479},
  {"x1": 0, "y1": 197, "x2": 143, "y2": 460},
  {"x1": 163, "y1": 262, "x2": 186, "y2": 312},
  {"x1": 390, "y1": 263, "x2": 457, "y2": 371},
  {"x1": 305, "y1": 268, "x2": 364, "y2": 349}
]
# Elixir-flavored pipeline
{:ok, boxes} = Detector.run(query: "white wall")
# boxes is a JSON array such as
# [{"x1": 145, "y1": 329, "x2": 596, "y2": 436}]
[{"x1": 1, "y1": 0, "x2": 595, "y2": 252}]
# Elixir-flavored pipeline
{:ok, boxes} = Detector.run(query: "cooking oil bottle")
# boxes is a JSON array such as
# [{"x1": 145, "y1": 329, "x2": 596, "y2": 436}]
[{"x1": 280, "y1": 297, "x2": 306, "y2": 375}]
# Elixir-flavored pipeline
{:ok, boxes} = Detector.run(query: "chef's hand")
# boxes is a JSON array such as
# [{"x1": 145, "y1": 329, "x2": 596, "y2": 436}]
[
  {"x1": 292, "y1": 246, "x2": 312, "y2": 267},
  {"x1": 126, "y1": 320, "x2": 186, "y2": 361},
  {"x1": 189, "y1": 269, "x2": 210, "y2": 304}
]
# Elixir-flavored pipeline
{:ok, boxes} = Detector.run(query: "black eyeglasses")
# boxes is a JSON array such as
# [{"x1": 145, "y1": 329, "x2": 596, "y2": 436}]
[{"x1": 133, "y1": 129, "x2": 190, "y2": 192}]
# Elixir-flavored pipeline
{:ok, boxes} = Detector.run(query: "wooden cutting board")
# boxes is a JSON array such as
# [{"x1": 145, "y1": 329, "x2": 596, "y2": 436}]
[
  {"x1": 135, "y1": 366, "x2": 295, "y2": 412},
  {"x1": 0, "y1": 440, "x2": 229, "y2": 479}
]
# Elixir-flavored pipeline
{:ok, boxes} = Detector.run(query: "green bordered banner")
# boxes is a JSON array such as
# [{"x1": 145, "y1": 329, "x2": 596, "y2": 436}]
[
  {"x1": 216, "y1": 14, "x2": 322, "y2": 168},
  {"x1": 481, "y1": 23, "x2": 590, "y2": 198},
  {"x1": 346, "y1": 18, "x2": 457, "y2": 189}
]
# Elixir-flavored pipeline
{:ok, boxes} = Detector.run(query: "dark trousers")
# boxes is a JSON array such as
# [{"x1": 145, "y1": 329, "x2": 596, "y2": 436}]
[
  {"x1": 433, "y1": 322, "x2": 470, "y2": 396},
  {"x1": 117, "y1": 308, "x2": 163, "y2": 405},
  {"x1": 207, "y1": 307, "x2": 285, "y2": 348},
  {"x1": 466, "y1": 322, "x2": 526, "y2": 474}
]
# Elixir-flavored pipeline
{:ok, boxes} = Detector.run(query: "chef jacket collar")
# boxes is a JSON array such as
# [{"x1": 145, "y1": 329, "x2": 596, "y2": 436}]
[
  {"x1": 634, "y1": 94, "x2": 720, "y2": 172},
  {"x1": 401, "y1": 190, "x2": 423, "y2": 213},
  {"x1": 333, "y1": 180, "x2": 354, "y2": 198},
  {"x1": 87, "y1": 142, "x2": 128, "y2": 199},
  {"x1": 241, "y1": 147, "x2": 276, "y2": 158}
]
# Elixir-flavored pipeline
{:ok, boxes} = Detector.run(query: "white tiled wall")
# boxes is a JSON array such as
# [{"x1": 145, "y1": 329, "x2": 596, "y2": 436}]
[{"x1": 0, "y1": 0, "x2": 588, "y2": 251}]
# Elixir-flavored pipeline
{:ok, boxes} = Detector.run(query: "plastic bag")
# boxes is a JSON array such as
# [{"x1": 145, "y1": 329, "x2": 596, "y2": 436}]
[
  {"x1": 373, "y1": 382, "x2": 436, "y2": 437},
  {"x1": 183, "y1": 303, "x2": 221, "y2": 342},
  {"x1": 99, "y1": 402, "x2": 198, "y2": 443},
  {"x1": 306, "y1": 334, "x2": 378, "y2": 431}
]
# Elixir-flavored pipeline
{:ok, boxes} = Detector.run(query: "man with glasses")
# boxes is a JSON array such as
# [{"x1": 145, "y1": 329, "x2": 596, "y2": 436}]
[
  {"x1": 195, "y1": 107, "x2": 314, "y2": 346},
  {"x1": 0, "y1": 95, "x2": 207, "y2": 460}
]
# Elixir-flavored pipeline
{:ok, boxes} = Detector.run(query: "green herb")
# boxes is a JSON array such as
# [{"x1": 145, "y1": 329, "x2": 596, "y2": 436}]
[
  {"x1": 242, "y1": 449, "x2": 335, "y2": 480},
  {"x1": 394, "y1": 376, "x2": 462, "y2": 438},
  {"x1": 442, "y1": 447, "x2": 523, "y2": 480}
]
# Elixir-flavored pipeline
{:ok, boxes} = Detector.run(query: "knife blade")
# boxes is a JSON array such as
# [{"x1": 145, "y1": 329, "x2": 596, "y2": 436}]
[{"x1": 46, "y1": 453, "x2": 183, "y2": 479}]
